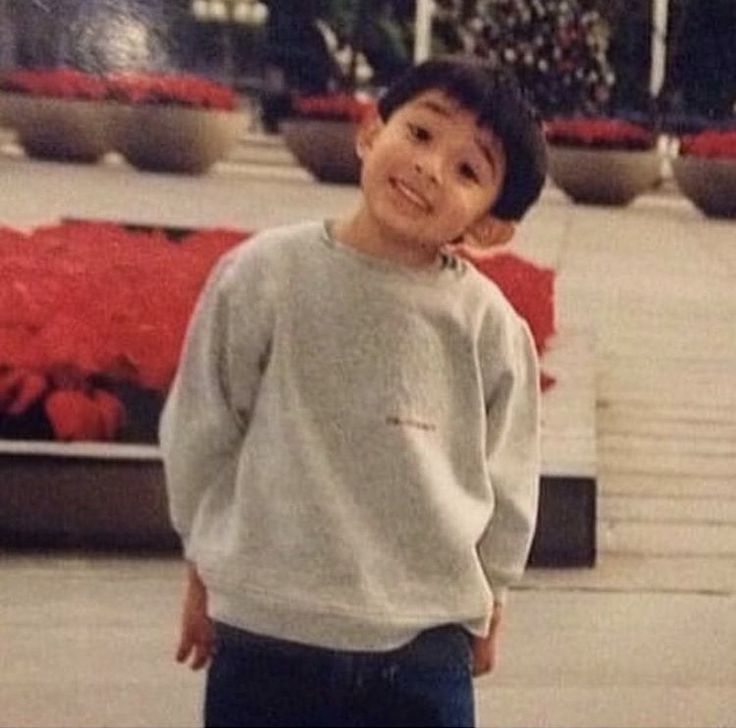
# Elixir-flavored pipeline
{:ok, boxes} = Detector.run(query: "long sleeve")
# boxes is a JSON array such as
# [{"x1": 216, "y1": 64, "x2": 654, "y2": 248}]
[
  {"x1": 159, "y1": 244, "x2": 272, "y2": 557},
  {"x1": 477, "y1": 316, "x2": 541, "y2": 604}
]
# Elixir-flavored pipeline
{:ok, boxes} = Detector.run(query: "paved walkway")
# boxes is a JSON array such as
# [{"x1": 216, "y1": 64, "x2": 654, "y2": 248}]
[
  {"x1": 1, "y1": 552, "x2": 732, "y2": 728},
  {"x1": 0, "y1": 146, "x2": 734, "y2": 726}
]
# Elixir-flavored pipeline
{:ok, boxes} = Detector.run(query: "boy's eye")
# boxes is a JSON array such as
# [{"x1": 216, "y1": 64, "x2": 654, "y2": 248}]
[
  {"x1": 459, "y1": 162, "x2": 480, "y2": 182},
  {"x1": 408, "y1": 123, "x2": 431, "y2": 142}
]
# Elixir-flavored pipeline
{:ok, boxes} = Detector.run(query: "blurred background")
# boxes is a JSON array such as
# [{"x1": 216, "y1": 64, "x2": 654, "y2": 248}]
[{"x1": 0, "y1": 0, "x2": 733, "y2": 130}]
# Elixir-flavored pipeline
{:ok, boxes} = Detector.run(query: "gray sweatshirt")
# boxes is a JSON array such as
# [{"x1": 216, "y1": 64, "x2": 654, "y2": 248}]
[{"x1": 160, "y1": 221, "x2": 540, "y2": 651}]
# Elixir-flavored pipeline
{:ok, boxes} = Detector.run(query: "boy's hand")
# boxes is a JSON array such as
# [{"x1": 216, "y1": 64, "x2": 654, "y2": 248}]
[
  {"x1": 471, "y1": 602, "x2": 503, "y2": 677},
  {"x1": 176, "y1": 562, "x2": 213, "y2": 671}
]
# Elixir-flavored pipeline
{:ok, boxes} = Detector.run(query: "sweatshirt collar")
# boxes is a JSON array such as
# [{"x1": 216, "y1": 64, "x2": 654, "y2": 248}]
[{"x1": 321, "y1": 220, "x2": 466, "y2": 285}]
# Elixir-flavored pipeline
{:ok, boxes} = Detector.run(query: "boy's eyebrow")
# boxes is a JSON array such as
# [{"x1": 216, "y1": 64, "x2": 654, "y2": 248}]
[
  {"x1": 417, "y1": 99, "x2": 500, "y2": 174},
  {"x1": 417, "y1": 99, "x2": 454, "y2": 117},
  {"x1": 474, "y1": 139, "x2": 496, "y2": 172}
]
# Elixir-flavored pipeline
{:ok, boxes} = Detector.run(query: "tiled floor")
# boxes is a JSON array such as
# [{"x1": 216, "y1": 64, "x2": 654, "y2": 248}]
[
  {"x1": 1, "y1": 552, "x2": 733, "y2": 728},
  {"x1": 1, "y1": 145, "x2": 735, "y2": 727}
]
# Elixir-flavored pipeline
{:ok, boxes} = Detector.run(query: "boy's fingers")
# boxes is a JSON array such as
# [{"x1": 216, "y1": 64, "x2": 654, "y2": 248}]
[
  {"x1": 471, "y1": 648, "x2": 494, "y2": 676},
  {"x1": 189, "y1": 638, "x2": 212, "y2": 671},
  {"x1": 176, "y1": 638, "x2": 208, "y2": 670},
  {"x1": 471, "y1": 635, "x2": 497, "y2": 677},
  {"x1": 176, "y1": 635, "x2": 193, "y2": 663},
  {"x1": 190, "y1": 652, "x2": 208, "y2": 670},
  {"x1": 176, "y1": 625, "x2": 203, "y2": 663}
]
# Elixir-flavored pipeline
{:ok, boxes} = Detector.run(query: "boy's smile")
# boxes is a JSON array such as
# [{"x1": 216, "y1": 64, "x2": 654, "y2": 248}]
[
  {"x1": 334, "y1": 90, "x2": 507, "y2": 268},
  {"x1": 389, "y1": 177, "x2": 432, "y2": 214}
]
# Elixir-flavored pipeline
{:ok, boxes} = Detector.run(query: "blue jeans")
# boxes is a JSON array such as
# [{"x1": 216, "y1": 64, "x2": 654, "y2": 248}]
[{"x1": 205, "y1": 621, "x2": 475, "y2": 728}]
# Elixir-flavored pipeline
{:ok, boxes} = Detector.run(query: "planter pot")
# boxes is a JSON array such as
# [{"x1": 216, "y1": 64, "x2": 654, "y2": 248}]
[
  {"x1": 672, "y1": 156, "x2": 736, "y2": 218},
  {"x1": 115, "y1": 105, "x2": 247, "y2": 174},
  {"x1": 280, "y1": 118, "x2": 361, "y2": 184},
  {"x1": 547, "y1": 146, "x2": 661, "y2": 206},
  {"x1": 0, "y1": 443, "x2": 177, "y2": 549},
  {"x1": 0, "y1": 93, "x2": 116, "y2": 162}
]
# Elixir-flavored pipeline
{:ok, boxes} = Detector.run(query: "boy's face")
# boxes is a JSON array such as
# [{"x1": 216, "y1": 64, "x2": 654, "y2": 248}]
[{"x1": 356, "y1": 90, "x2": 507, "y2": 256}]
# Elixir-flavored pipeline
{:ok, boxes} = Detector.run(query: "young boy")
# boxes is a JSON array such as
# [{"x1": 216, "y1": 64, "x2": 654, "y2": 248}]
[{"x1": 160, "y1": 56, "x2": 548, "y2": 728}]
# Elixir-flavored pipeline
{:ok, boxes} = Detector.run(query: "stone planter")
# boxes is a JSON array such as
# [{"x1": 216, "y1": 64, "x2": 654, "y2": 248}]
[
  {"x1": 672, "y1": 156, "x2": 736, "y2": 218},
  {"x1": 115, "y1": 105, "x2": 247, "y2": 174},
  {"x1": 280, "y1": 118, "x2": 361, "y2": 184},
  {"x1": 547, "y1": 146, "x2": 661, "y2": 206},
  {"x1": 0, "y1": 93, "x2": 116, "y2": 163},
  {"x1": 0, "y1": 442, "x2": 177, "y2": 549}
]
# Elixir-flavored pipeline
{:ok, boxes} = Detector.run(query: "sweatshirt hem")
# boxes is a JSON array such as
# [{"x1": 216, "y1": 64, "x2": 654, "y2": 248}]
[{"x1": 208, "y1": 587, "x2": 490, "y2": 652}]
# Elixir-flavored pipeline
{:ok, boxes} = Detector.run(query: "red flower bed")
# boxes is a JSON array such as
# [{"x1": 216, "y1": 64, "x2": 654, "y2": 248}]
[
  {"x1": 0, "y1": 222, "x2": 245, "y2": 441},
  {"x1": 0, "y1": 68, "x2": 236, "y2": 110},
  {"x1": 460, "y1": 249, "x2": 556, "y2": 391},
  {"x1": 0, "y1": 68, "x2": 108, "y2": 101},
  {"x1": 292, "y1": 93, "x2": 376, "y2": 123},
  {"x1": 545, "y1": 116, "x2": 657, "y2": 150},
  {"x1": 104, "y1": 71, "x2": 236, "y2": 110},
  {"x1": 679, "y1": 129, "x2": 736, "y2": 159},
  {"x1": 0, "y1": 222, "x2": 555, "y2": 442}
]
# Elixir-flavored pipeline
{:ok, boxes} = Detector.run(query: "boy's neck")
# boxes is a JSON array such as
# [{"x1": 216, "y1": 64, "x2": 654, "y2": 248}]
[{"x1": 332, "y1": 209, "x2": 443, "y2": 270}]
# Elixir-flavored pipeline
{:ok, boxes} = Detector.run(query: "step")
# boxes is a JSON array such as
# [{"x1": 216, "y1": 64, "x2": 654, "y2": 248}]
[
  {"x1": 522, "y1": 553, "x2": 736, "y2": 595},
  {"x1": 228, "y1": 132, "x2": 299, "y2": 167},
  {"x1": 600, "y1": 472, "x2": 734, "y2": 500},
  {"x1": 599, "y1": 494, "x2": 736, "y2": 524},
  {"x1": 598, "y1": 520, "x2": 736, "y2": 557},
  {"x1": 599, "y1": 445, "x2": 736, "y2": 480},
  {"x1": 597, "y1": 491, "x2": 736, "y2": 557}
]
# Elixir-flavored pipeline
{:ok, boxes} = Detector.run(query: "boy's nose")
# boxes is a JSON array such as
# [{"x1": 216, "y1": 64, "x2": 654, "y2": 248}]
[{"x1": 413, "y1": 155, "x2": 442, "y2": 185}]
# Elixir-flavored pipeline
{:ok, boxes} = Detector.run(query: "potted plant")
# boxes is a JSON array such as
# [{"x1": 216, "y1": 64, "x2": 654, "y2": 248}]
[
  {"x1": 280, "y1": 92, "x2": 376, "y2": 184},
  {"x1": 544, "y1": 116, "x2": 661, "y2": 205},
  {"x1": 275, "y1": 0, "x2": 409, "y2": 184},
  {"x1": 0, "y1": 68, "x2": 116, "y2": 162},
  {"x1": 108, "y1": 71, "x2": 249, "y2": 174},
  {"x1": 672, "y1": 128, "x2": 736, "y2": 218},
  {"x1": 0, "y1": 68, "x2": 249, "y2": 173}
]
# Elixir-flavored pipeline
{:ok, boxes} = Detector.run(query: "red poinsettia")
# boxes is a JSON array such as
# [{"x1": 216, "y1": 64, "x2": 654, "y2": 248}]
[
  {"x1": 292, "y1": 93, "x2": 376, "y2": 123},
  {"x1": 0, "y1": 222, "x2": 245, "y2": 440},
  {"x1": 0, "y1": 67, "x2": 236, "y2": 110},
  {"x1": 545, "y1": 116, "x2": 657, "y2": 150},
  {"x1": 0, "y1": 68, "x2": 108, "y2": 100},
  {"x1": 459, "y1": 249, "x2": 557, "y2": 391},
  {"x1": 104, "y1": 71, "x2": 236, "y2": 110},
  {"x1": 679, "y1": 129, "x2": 736, "y2": 159},
  {"x1": 0, "y1": 368, "x2": 47, "y2": 416},
  {"x1": 45, "y1": 388, "x2": 125, "y2": 441}
]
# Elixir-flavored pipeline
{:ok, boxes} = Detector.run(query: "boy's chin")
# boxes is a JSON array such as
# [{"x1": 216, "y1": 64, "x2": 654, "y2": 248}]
[
  {"x1": 366, "y1": 207, "x2": 459, "y2": 256},
  {"x1": 383, "y1": 224, "x2": 446, "y2": 255}
]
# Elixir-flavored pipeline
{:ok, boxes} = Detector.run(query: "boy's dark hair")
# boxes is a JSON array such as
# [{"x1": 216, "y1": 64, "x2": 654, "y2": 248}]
[{"x1": 377, "y1": 56, "x2": 547, "y2": 221}]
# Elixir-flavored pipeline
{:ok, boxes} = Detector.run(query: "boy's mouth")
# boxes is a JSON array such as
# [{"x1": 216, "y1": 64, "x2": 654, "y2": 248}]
[{"x1": 389, "y1": 177, "x2": 432, "y2": 213}]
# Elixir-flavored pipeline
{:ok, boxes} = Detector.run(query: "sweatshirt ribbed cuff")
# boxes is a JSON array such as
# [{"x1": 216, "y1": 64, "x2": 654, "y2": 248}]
[
  {"x1": 178, "y1": 532, "x2": 195, "y2": 560},
  {"x1": 491, "y1": 584, "x2": 509, "y2": 605}
]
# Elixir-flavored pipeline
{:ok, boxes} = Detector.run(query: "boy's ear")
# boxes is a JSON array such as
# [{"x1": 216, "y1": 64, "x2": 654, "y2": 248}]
[
  {"x1": 465, "y1": 215, "x2": 517, "y2": 249},
  {"x1": 355, "y1": 107, "x2": 383, "y2": 160}
]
